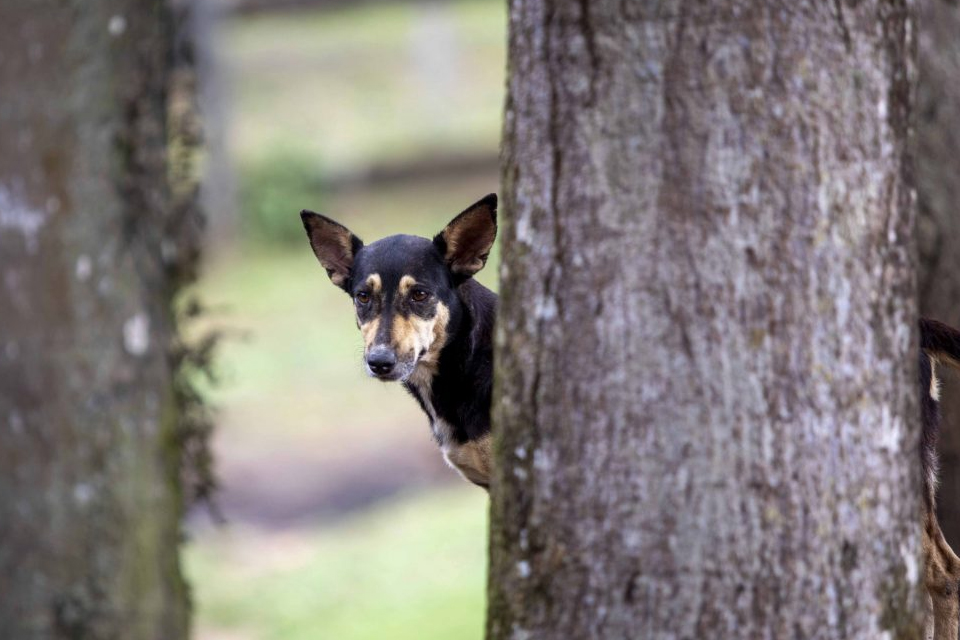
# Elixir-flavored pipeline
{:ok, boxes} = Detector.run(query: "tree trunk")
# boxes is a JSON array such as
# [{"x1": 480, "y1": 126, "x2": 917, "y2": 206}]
[
  {"x1": 0, "y1": 2, "x2": 195, "y2": 637},
  {"x1": 489, "y1": 2, "x2": 922, "y2": 638},
  {"x1": 917, "y1": 0, "x2": 960, "y2": 550}
]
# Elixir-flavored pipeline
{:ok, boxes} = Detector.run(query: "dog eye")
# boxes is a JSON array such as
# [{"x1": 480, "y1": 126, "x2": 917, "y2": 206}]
[
  {"x1": 355, "y1": 292, "x2": 370, "y2": 304},
  {"x1": 411, "y1": 289, "x2": 429, "y2": 303}
]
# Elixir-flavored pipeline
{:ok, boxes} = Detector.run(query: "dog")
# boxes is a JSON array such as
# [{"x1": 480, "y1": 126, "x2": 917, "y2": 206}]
[
  {"x1": 301, "y1": 195, "x2": 960, "y2": 634},
  {"x1": 301, "y1": 194, "x2": 498, "y2": 488},
  {"x1": 920, "y1": 318, "x2": 960, "y2": 639}
]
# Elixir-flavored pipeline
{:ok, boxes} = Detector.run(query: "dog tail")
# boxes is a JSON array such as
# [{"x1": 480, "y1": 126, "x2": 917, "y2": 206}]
[
  {"x1": 919, "y1": 318, "x2": 960, "y2": 516},
  {"x1": 919, "y1": 318, "x2": 960, "y2": 637},
  {"x1": 921, "y1": 318, "x2": 960, "y2": 371}
]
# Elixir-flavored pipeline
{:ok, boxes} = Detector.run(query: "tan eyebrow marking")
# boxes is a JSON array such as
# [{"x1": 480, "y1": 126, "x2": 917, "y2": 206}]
[
  {"x1": 365, "y1": 273, "x2": 382, "y2": 293},
  {"x1": 399, "y1": 275, "x2": 416, "y2": 296}
]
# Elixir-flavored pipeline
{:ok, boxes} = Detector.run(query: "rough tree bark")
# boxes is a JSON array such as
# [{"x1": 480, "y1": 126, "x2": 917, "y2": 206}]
[
  {"x1": 0, "y1": 2, "x2": 202, "y2": 637},
  {"x1": 489, "y1": 2, "x2": 922, "y2": 638},
  {"x1": 916, "y1": 0, "x2": 960, "y2": 549}
]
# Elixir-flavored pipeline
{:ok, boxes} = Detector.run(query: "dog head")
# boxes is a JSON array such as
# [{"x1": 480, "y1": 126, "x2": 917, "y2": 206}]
[{"x1": 301, "y1": 194, "x2": 497, "y2": 381}]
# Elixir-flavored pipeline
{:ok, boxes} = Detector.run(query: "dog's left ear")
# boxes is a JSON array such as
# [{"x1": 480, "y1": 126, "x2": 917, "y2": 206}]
[
  {"x1": 301, "y1": 210, "x2": 363, "y2": 292},
  {"x1": 433, "y1": 193, "x2": 497, "y2": 279}
]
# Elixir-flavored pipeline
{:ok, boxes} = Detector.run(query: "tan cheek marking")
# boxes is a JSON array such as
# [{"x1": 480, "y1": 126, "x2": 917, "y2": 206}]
[
  {"x1": 392, "y1": 315, "x2": 412, "y2": 356},
  {"x1": 429, "y1": 302, "x2": 450, "y2": 356},
  {"x1": 359, "y1": 317, "x2": 379, "y2": 350},
  {"x1": 399, "y1": 275, "x2": 416, "y2": 296},
  {"x1": 357, "y1": 274, "x2": 382, "y2": 351},
  {"x1": 413, "y1": 316, "x2": 433, "y2": 355},
  {"x1": 393, "y1": 302, "x2": 450, "y2": 361},
  {"x1": 381, "y1": 299, "x2": 451, "y2": 364},
  {"x1": 392, "y1": 314, "x2": 426, "y2": 358}
]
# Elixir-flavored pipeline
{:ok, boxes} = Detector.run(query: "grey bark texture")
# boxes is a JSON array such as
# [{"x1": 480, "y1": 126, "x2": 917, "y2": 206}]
[
  {"x1": 916, "y1": 0, "x2": 960, "y2": 550},
  {"x1": 0, "y1": 1, "x2": 201, "y2": 637},
  {"x1": 489, "y1": 2, "x2": 923, "y2": 639}
]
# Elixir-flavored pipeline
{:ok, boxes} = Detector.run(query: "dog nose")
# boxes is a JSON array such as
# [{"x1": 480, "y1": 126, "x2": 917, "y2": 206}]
[{"x1": 366, "y1": 347, "x2": 397, "y2": 376}]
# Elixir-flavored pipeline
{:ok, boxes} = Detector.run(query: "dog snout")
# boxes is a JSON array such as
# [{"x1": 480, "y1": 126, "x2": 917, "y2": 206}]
[{"x1": 366, "y1": 346, "x2": 397, "y2": 377}]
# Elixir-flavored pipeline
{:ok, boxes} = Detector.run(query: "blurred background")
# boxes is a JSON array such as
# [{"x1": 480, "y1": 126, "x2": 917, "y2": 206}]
[{"x1": 185, "y1": 1, "x2": 504, "y2": 638}]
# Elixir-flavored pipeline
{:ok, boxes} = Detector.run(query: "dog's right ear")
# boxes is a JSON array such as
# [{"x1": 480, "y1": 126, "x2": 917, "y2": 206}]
[
  {"x1": 300, "y1": 211, "x2": 363, "y2": 292},
  {"x1": 433, "y1": 193, "x2": 498, "y2": 280}
]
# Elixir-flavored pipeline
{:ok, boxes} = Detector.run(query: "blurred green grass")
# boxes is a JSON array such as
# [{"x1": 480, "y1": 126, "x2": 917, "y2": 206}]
[{"x1": 186, "y1": 486, "x2": 489, "y2": 640}]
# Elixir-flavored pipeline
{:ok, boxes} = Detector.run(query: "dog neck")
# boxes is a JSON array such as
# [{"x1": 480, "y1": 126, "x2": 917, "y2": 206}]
[{"x1": 403, "y1": 279, "x2": 496, "y2": 446}]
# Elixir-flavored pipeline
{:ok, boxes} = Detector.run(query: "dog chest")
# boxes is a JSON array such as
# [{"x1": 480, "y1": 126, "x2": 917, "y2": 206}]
[{"x1": 442, "y1": 436, "x2": 492, "y2": 488}]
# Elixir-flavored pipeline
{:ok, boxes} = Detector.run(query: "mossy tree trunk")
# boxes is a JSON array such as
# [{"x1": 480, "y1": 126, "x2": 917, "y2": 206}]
[
  {"x1": 917, "y1": 0, "x2": 960, "y2": 550},
  {"x1": 489, "y1": 2, "x2": 923, "y2": 638},
  {"x1": 0, "y1": 1, "x2": 196, "y2": 637}
]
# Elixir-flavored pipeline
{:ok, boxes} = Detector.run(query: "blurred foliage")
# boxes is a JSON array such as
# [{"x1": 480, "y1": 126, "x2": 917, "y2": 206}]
[
  {"x1": 187, "y1": 486, "x2": 488, "y2": 640},
  {"x1": 238, "y1": 149, "x2": 323, "y2": 245},
  {"x1": 167, "y1": 4, "x2": 220, "y2": 510}
]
